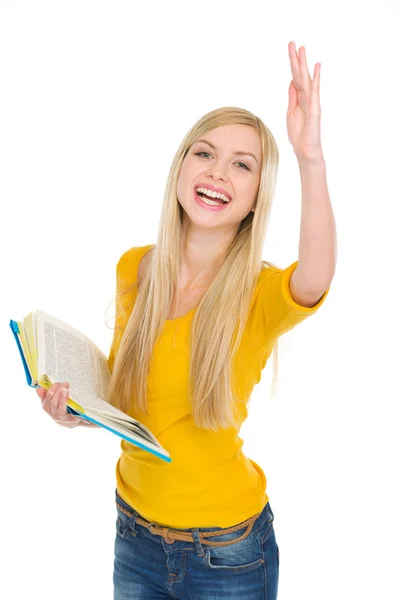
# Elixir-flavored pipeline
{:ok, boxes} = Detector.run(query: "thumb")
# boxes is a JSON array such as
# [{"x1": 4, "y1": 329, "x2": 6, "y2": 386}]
[{"x1": 36, "y1": 387, "x2": 45, "y2": 399}]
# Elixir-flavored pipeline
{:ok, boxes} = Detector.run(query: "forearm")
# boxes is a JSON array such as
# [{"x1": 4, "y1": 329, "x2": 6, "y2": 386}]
[{"x1": 296, "y1": 157, "x2": 337, "y2": 290}]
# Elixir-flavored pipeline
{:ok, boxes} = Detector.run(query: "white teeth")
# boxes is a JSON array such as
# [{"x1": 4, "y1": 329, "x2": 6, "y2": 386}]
[
  {"x1": 196, "y1": 187, "x2": 231, "y2": 203},
  {"x1": 200, "y1": 195, "x2": 225, "y2": 206}
]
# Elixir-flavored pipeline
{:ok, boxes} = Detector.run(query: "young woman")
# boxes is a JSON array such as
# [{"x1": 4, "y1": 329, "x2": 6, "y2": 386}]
[{"x1": 37, "y1": 41, "x2": 336, "y2": 599}]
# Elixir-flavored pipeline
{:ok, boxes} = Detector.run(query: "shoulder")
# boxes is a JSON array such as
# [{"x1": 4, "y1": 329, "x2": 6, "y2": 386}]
[
  {"x1": 116, "y1": 244, "x2": 152, "y2": 269},
  {"x1": 257, "y1": 261, "x2": 282, "y2": 287},
  {"x1": 257, "y1": 259, "x2": 330, "y2": 312},
  {"x1": 257, "y1": 260, "x2": 298, "y2": 297},
  {"x1": 117, "y1": 246, "x2": 139, "y2": 269},
  {"x1": 115, "y1": 244, "x2": 155, "y2": 288}
]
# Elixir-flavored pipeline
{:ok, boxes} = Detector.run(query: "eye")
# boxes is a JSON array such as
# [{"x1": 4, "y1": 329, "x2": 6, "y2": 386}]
[{"x1": 195, "y1": 152, "x2": 250, "y2": 171}]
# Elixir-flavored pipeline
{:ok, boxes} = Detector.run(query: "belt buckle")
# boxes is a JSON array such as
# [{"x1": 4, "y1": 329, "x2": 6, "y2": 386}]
[{"x1": 147, "y1": 522, "x2": 159, "y2": 534}]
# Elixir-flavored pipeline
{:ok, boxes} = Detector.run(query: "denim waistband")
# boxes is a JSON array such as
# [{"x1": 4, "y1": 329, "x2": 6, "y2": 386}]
[{"x1": 114, "y1": 488, "x2": 273, "y2": 540}]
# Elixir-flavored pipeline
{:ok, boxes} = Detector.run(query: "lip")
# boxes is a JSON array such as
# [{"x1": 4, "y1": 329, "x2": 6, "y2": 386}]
[
  {"x1": 193, "y1": 188, "x2": 229, "y2": 211},
  {"x1": 194, "y1": 183, "x2": 232, "y2": 201}
]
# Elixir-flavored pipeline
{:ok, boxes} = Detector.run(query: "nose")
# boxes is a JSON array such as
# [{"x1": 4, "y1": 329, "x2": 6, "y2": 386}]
[{"x1": 205, "y1": 163, "x2": 228, "y2": 182}]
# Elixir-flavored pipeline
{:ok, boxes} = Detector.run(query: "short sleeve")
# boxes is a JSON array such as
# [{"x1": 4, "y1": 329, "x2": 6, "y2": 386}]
[
  {"x1": 252, "y1": 260, "x2": 330, "y2": 343},
  {"x1": 106, "y1": 247, "x2": 139, "y2": 374}
]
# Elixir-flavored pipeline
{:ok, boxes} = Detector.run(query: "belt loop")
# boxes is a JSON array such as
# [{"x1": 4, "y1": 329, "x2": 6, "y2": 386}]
[
  {"x1": 128, "y1": 511, "x2": 139, "y2": 536},
  {"x1": 117, "y1": 509, "x2": 139, "y2": 539},
  {"x1": 191, "y1": 529, "x2": 205, "y2": 558}
]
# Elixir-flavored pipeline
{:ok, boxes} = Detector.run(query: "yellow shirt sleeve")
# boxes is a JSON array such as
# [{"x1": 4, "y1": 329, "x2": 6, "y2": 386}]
[
  {"x1": 106, "y1": 245, "x2": 151, "y2": 374},
  {"x1": 106, "y1": 249, "x2": 134, "y2": 374},
  {"x1": 252, "y1": 260, "x2": 330, "y2": 345}
]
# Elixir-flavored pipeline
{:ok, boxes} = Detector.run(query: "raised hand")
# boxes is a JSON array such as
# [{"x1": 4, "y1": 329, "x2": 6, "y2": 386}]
[{"x1": 287, "y1": 40, "x2": 324, "y2": 162}]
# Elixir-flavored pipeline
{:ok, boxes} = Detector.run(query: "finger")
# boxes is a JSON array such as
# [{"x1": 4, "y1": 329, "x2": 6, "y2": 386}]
[
  {"x1": 48, "y1": 383, "x2": 62, "y2": 419},
  {"x1": 53, "y1": 384, "x2": 69, "y2": 419},
  {"x1": 299, "y1": 46, "x2": 312, "y2": 85},
  {"x1": 40, "y1": 383, "x2": 56, "y2": 413},
  {"x1": 48, "y1": 382, "x2": 69, "y2": 420},
  {"x1": 56, "y1": 387, "x2": 78, "y2": 423},
  {"x1": 288, "y1": 41, "x2": 301, "y2": 88},
  {"x1": 50, "y1": 387, "x2": 79, "y2": 427},
  {"x1": 39, "y1": 383, "x2": 79, "y2": 427},
  {"x1": 289, "y1": 42, "x2": 311, "y2": 91},
  {"x1": 42, "y1": 382, "x2": 63, "y2": 418},
  {"x1": 312, "y1": 62, "x2": 321, "y2": 90}
]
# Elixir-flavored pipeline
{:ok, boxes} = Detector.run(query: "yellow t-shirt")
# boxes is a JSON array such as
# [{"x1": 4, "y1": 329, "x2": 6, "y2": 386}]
[{"x1": 107, "y1": 244, "x2": 330, "y2": 528}]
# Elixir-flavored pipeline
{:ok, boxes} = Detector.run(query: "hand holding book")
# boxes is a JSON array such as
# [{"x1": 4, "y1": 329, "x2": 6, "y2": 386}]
[
  {"x1": 36, "y1": 381, "x2": 98, "y2": 429},
  {"x1": 10, "y1": 309, "x2": 171, "y2": 462}
]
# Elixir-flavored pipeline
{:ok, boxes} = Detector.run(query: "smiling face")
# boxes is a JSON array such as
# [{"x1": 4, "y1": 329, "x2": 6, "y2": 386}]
[{"x1": 176, "y1": 124, "x2": 262, "y2": 231}]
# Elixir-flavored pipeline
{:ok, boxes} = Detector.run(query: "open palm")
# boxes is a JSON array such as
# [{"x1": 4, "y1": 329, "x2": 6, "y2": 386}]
[{"x1": 287, "y1": 41, "x2": 324, "y2": 162}]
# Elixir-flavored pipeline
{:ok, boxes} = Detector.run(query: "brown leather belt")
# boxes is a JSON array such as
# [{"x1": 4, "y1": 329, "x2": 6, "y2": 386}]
[{"x1": 116, "y1": 501, "x2": 261, "y2": 547}]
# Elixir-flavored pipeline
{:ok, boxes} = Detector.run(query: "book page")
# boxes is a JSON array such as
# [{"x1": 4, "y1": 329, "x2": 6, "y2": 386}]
[
  {"x1": 15, "y1": 318, "x2": 35, "y2": 382},
  {"x1": 82, "y1": 406, "x2": 162, "y2": 447},
  {"x1": 35, "y1": 309, "x2": 166, "y2": 449},
  {"x1": 71, "y1": 389, "x2": 162, "y2": 446},
  {"x1": 36, "y1": 309, "x2": 111, "y2": 405},
  {"x1": 79, "y1": 411, "x2": 170, "y2": 458}
]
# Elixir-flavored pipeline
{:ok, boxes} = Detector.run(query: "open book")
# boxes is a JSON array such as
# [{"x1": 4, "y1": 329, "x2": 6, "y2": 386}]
[{"x1": 9, "y1": 309, "x2": 171, "y2": 463}]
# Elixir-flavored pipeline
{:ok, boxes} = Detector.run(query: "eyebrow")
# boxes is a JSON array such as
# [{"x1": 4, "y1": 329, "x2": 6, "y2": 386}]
[{"x1": 193, "y1": 139, "x2": 259, "y2": 166}]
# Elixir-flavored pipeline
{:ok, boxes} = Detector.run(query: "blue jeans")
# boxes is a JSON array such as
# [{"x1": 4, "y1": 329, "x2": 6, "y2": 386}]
[{"x1": 113, "y1": 489, "x2": 279, "y2": 599}]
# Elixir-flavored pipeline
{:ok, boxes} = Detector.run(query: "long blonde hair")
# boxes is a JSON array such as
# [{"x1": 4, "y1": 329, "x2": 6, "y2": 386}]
[{"x1": 106, "y1": 106, "x2": 280, "y2": 431}]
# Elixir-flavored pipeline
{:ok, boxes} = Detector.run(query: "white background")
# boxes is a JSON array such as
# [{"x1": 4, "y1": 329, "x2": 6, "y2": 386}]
[{"x1": 1, "y1": 1, "x2": 399, "y2": 598}]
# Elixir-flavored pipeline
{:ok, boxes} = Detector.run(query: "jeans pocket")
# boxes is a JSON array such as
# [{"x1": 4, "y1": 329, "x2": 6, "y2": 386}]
[
  {"x1": 204, "y1": 530, "x2": 264, "y2": 573},
  {"x1": 115, "y1": 516, "x2": 124, "y2": 539},
  {"x1": 115, "y1": 509, "x2": 137, "y2": 541}
]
